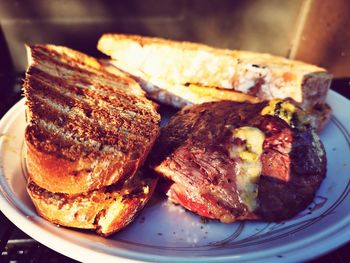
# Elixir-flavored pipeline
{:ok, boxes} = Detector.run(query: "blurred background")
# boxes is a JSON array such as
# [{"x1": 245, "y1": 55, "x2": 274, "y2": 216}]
[
  {"x1": 0, "y1": 0, "x2": 349, "y2": 262},
  {"x1": 0, "y1": 0, "x2": 350, "y2": 76}
]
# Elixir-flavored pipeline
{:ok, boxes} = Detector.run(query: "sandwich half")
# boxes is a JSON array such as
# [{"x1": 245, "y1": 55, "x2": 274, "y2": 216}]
[
  {"x1": 23, "y1": 44, "x2": 160, "y2": 235},
  {"x1": 97, "y1": 34, "x2": 332, "y2": 131}
]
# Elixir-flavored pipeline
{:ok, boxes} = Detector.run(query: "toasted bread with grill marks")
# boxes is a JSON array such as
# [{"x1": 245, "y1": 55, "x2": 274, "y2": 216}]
[{"x1": 24, "y1": 44, "x2": 160, "y2": 195}]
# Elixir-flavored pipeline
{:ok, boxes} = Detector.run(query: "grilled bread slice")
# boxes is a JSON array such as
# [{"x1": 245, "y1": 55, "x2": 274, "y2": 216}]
[
  {"x1": 97, "y1": 34, "x2": 332, "y2": 131},
  {"x1": 27, "y1": 170, "x2": 158, "y2": 236},
  {"x1": 24, "y1": 44, "x2": 160, "y2": 194}
]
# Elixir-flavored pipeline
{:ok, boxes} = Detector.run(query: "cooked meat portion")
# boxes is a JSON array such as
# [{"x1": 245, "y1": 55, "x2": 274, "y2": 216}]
[{"x1": 150, "y1": 100, "x2": 326, "y2": 222}]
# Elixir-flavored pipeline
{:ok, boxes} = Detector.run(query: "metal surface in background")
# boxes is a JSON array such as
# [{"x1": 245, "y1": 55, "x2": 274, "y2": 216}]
[
  {"x1": 0, "y1": 0, "x2": 303, "y2": 72},
  {"x1": 1, "y1": 0, "x2": 349, "y2": 77}
]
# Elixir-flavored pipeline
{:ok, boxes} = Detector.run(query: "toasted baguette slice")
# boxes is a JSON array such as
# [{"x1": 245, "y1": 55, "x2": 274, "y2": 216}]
[
  {"x1": 27, "y1": 171, "x2": 158, "y2": 236},
  {"x1": 24, "y1": 44, "x2": 160, "y2": 194},
  {"x1": 97, "y1": 34, "x2": 332, "y2": 131},
  {"x1": 98, "y1": 34, "x2": 331, "y2": 111}
]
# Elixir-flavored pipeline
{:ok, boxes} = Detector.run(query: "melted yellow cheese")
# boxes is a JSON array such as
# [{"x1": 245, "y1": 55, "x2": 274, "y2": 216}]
[
  {"x1": 143, "y1": 185, "x2": 150, "y2": 195},
  {"x1": 229, "y1": 126, "x2": 265, "y2": 211},
  {"x1": 261, "y1": 99, "x2": 296, "y2": 125}
]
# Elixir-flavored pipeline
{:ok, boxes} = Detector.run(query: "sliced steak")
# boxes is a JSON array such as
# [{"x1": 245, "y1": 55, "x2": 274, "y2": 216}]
[{"x1": 150, "y1": 100, "x2": 326, "y2": 222}]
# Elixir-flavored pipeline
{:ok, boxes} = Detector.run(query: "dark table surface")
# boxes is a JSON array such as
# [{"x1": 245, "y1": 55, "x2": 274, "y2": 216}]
[{"x1": 0, "y1": 73, "x2": 349, "y2": 262}]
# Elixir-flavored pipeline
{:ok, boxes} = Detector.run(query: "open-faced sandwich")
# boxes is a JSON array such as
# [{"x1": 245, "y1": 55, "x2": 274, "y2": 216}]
[
  {"x1": 22, "y1": 33, "x2": 330, "y2": 234},
  {"x1": 97, "y1": 35, "x2": 329, "y2": 223}
]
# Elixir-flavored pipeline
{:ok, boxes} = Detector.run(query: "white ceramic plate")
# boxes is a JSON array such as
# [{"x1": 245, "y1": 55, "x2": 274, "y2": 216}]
[{"x1": 0, "y1": 90, "x2": 349, "y2": 263}]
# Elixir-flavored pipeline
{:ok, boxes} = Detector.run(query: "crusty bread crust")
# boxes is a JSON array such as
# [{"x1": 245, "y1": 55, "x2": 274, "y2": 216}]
[
  {"x1": 308, "y1": 103, "x2": 332, "y2": 132},
  {"x1": 25, "y1": 132, "x2": 158, "y2": 194},
  {"x1": 27, "y1": 172, "x2": 158, "y2": 236}
]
